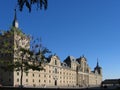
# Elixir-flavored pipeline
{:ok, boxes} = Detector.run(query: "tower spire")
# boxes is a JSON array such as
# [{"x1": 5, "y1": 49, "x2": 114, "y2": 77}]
[
  {"x1": 12, "y1": 9, "x2": 19, "y2": 28},
  {"x1": 97, "y1": 58, "x2": 99, "y2": 67}
]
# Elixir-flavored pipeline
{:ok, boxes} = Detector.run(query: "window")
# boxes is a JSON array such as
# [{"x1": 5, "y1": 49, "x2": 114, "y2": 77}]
[
  {"x1": 33, "y1": 79, "x2": 34, "y2": 82},
  {"x1": 39, "y1": 80, "x2": 40, "y2": 83},
  {"x1": 17, "y1": 78, "x2": 19, "y2": 82},
  {"x1": 17, "y1": 72, "x2": 19, "y2": 76},
  {"x1": 44, "y1": 80, "x2": 46, "y2": 83},
  {"x1": 26, "y1": 79, "x2": 28, "y2": 82},
  {"x1": 55, "y1": 60, "x2": 57, "y2": 65},
  {"x1": 55, "y1": 68, "x2": 57, "y2": 74},
  {"x1": 49, "y1": 80, "x2": 51, "y2": 83},
  {"x1": 44, "y1": 75, "x2": 46, "y2": 77},
  {"x1": 9, "y1": 78, "x2": 11, "y2": 82},
  {"x1": 33, "y1": 74, "x2": 34, "y2": 77},
  {"x1": 33, "y1": 84, "x2": 36, "y2": 87},
  {"x1": 39, "y1": 74, "x2": 40, "y2": 77}
]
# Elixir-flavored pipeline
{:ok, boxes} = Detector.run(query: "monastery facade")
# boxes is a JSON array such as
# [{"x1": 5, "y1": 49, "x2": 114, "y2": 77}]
[{"x1": 0, "y1": 10, "x2": 102, "y2": 87}]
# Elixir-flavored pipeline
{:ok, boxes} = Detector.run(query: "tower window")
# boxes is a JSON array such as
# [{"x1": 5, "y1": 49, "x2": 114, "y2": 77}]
[{"x1": 55, "y1": 60, "x2": 57, "y2": 65}]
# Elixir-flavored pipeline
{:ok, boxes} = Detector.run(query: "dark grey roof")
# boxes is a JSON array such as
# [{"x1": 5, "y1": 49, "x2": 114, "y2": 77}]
[
  {"x1": 69, "y1": 56, "x2": 76, "y2": 61},
  {"x1": 64, "y1": 56, "x2": 76, "y2": 62}
]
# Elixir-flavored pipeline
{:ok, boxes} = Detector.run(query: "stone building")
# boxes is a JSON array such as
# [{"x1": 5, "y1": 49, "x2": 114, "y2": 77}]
[{"x1": 0, "y1": 10, "x2": 102, "y2": 87}]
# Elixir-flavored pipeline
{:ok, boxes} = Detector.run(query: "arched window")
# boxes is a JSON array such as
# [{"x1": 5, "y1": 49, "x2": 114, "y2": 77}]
[{"x1": 55, "y1": 60, "x2": 57, "y2": 65}]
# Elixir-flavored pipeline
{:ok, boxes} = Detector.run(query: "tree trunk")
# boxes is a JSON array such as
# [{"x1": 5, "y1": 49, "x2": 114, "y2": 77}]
[
  {"x1": 20, "y1": 55, "x2": 24, "y2": 88},
  {"x1": 20, "y1": 64, "x2": 23, "y2": 87}
]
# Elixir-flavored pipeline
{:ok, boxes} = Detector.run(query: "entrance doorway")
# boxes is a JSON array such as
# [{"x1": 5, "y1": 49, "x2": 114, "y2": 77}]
[{"x1": 55, "y1": 80, "x2": 57, "y2": 86}]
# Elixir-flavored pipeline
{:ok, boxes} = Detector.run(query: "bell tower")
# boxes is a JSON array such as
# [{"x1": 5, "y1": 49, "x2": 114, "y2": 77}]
[{"x1": 94, "y1": 59, "x2": 102, "y2": 75}]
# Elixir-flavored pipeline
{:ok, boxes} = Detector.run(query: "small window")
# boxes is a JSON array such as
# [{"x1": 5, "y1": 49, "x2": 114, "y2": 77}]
[
  {"x1": 44, "y1": 75, "x2": 46, "y2": 77},
  {"x1": 55, "y1": 60, "x2": 57, "y2": 65},
  {"x1": 44, "y1": 80, "x2": 46, "y2": 83},
  {"x1": 9, "y1": 78, "x2": 11, "y2": 82},
  {"x1": 17, "y1": 78, "x2": 19, "y2": 82},
  {"x1": 33, "y1": 79, "x2": 34, "y2": 82},
  {"x1": 55, "y1": 68, "x2": 57, "y2": 74},
  {"x1": 26, "y1": 79, "x2": 28, "y2": 82},
  {"x1": 17, "y1": 72, "x2": 19, "y2": 76},
  {"x1": 39, "y1": 80, "x2": 40, "y2": 82},
  {"x1": 33, "y1": 74, "x2": 34, "y2": 77}
]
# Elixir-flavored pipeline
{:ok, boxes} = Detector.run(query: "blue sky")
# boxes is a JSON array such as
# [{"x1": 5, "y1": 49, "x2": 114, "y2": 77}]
[{"x1": 0, "y1": 0, "x2": 120, "y2": 80}]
